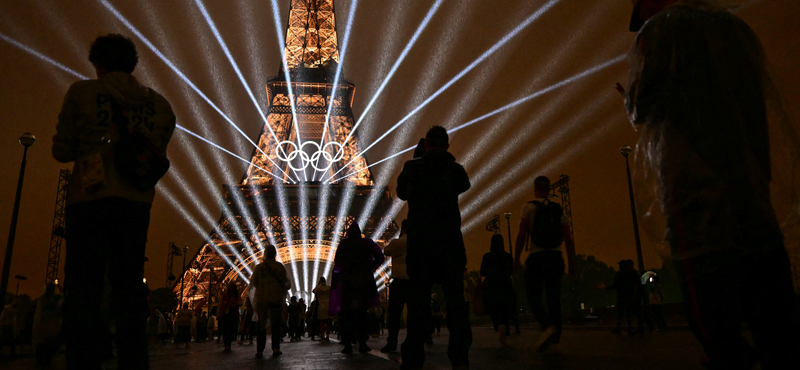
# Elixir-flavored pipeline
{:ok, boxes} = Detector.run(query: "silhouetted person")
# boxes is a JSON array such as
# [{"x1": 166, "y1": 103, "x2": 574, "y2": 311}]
[
  {"x1": 430, "y1": 293, "x2": 442, "y2": 337},
  {"x1": 52, "y1": 33, "x2": 175, "y2": 370},
  {"x1": 603, "y1": 260, "x2": 643, "y2": 335},
  {"x1": 514, "y1": 175, "x2": 577, "y2": 352},
  {"x1": 312, "y1": 277, "x2": 332, "y2": 342},
  {"x1": 249, "y1": 245, "x2": 290, "y2": 357},
  {"x1": 625, "y1": 1, "x2": 800, "y2": 368},
  {"x1": 174, "y1": 304, "x2": 192, "y2": 349},
  {"x1": 287, "y1": 297, "x2": 301, "y2": 341},
  {"x1": 219, "y1": 283, "x2": 240, "y2": 352},
  {"x1": 648, "y1": 275, "x2": 667, "y2": 331},
  {"x1": 329, "y1": 223, "x2": 385, "y2": 354},
  {"x1": 481, "y1": 234, "x2": 515, "y2": 346},
  {"x1": 397, "y1": 126, "x2": 472, "y2": 370},
  {"x1": 298, "y1": 298, "x2": 307, "y2": 339},
  {"x1": 381, "y1": 219, "x2": 409, "y2": 353}
]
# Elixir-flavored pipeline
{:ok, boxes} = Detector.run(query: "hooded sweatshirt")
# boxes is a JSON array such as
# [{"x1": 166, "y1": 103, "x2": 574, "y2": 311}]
[{"x1": 53, "y1": 72, "x2": 176, "y2": 206}]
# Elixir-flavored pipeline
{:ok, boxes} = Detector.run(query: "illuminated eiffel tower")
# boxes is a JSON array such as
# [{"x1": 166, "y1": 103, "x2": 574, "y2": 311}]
[{"x1": 176, "y1": 0, "x2": 397, "y2": 308}]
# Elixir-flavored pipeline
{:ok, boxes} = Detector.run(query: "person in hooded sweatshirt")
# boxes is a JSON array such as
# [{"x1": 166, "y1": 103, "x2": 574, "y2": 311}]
[{"x1": 52, "y1": 34, "x2": 175, "y2": 370}]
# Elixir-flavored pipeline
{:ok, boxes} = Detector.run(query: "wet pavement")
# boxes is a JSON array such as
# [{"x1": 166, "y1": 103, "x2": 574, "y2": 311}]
[{"x1": 2, "y1": 325, "x2": 730, "y2": 370}]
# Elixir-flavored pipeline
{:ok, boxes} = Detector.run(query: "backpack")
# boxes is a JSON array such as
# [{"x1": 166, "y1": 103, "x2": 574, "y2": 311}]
[
  {"x1": 110, "y1": 98, "x2": 170, "y2": 192},
  {"x1": 528, "y1": 200, "x2": 564, "y2": 249}
]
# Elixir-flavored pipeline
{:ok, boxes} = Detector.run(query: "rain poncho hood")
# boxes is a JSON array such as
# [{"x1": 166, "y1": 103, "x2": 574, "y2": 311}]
[{"x1": 625, "y1": 0, "x2": 800, "y2": 271}]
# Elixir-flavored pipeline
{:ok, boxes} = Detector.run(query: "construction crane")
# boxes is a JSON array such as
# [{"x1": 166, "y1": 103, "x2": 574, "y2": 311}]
[{"x1": 45, "y1": 169, "x2": 70, "y2": 285}]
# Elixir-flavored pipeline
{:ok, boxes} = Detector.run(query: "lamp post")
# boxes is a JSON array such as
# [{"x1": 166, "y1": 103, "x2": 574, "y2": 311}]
[
  {"x1": 504, "y1": 212, "x2": 512, "y2": 253},
  {"x1": 180, "y1": 245, "x2": 189, "y2": 306},
  {"x1": 620, "y1": 145, "x2": 645, "y2": 275},
  {"x1": 1, "y1": 133, "x2": 36, "y2": 304},
  {"x1": 14, "y1": 275, "x2": 27, "y2": 296}
]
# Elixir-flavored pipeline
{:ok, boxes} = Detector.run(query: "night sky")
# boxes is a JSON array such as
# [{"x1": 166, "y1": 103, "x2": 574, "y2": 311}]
[{"x1": 1, "y1": 0, "x2": 798, "y2": 299}]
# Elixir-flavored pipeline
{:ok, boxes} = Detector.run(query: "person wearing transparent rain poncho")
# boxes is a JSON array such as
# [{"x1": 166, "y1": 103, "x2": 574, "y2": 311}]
[{"x1": 624, "y1": 1, "x2": 800, "y2": 369}]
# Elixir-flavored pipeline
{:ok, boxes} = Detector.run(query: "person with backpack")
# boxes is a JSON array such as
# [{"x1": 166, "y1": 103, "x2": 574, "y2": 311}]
[
  {"x1": 52, "y1": 34, "x2": 175, "y2": 370},
  {"x1": 514, "y1": 176, "x2": 576, "y2": 352}
]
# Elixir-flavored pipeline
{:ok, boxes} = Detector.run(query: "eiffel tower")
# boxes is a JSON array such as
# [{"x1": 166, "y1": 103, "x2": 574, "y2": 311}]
[{"x1": 175, "y1": 0, "x2": 398, "y2": 308}]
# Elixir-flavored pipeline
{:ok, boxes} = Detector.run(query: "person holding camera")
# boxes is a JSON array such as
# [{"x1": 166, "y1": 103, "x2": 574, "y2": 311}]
[{"x1": 53, "y1": 34, "x2": 175, "y2": 370}]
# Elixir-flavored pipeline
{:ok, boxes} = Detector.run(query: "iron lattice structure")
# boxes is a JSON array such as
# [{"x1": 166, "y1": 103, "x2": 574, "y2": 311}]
[
  {"x1": 45, "y1": 169, "x2": 70, "y2": 285},
  {"x1": 175, "y1": 0, "x2": 397, "y2": 308},
  {"x1": 550, "y1": 174, "x2": 574, "y2": 240}
]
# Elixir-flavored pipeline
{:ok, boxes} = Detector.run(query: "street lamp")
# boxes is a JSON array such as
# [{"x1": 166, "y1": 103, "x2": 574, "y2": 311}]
[
  {"x1": 14, "y1": 275, "x2": 27, "y2": 296},
  {"x1": 504, "y1": 212, "x2": 512, "y2": 253},
  {"x1": 180, "y1": 245, "x2": 189, "y2": 306},
  {"x1": 1, "y1": 133, "x2": 36, "y2": 304},
  {"x1": 620, "y1": 145, "x2": 645, "y2": 275}
]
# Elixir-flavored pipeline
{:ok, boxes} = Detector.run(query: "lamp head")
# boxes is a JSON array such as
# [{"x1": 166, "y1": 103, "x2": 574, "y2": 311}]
[
  {"x1": 504, "y1": 212, "x2": 511, "y2": 220},
  {"x1": 620, "y1": 145, "x2": 632, "y2": 158},
  {"x1": 19, "y1": 133, "x2": 35, "y2": 147}
]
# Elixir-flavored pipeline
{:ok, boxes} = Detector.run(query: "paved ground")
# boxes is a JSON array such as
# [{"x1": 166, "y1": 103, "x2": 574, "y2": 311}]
[{"x1": 2, "y1": 325, "x2": 741, "y2": 370}]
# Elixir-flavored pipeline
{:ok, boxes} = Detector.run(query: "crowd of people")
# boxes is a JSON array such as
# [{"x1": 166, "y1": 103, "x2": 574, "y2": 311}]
[{"x1": 2, "y1": 0, "x2": 799, "y2": 369}]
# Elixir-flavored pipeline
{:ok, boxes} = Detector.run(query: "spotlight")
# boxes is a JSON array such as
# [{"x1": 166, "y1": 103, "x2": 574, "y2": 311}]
[
  {"x1": 325, "y1": 0, "x2": 563, "y2": 182},
  {"x1": 100, "y1": 0, "x2": 293, "y2": 183},
  {"x1": 0, "y1": 32, "x2": 87, "y2": 80}
]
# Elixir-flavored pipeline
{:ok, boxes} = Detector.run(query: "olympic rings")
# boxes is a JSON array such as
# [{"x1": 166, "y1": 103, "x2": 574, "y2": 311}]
[{"x1": 275, "y1": 140, "x2": 346, "y2": 172}]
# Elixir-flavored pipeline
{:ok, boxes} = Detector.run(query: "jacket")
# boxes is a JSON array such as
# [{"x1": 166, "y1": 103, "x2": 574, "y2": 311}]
[
  {"x1": 249, "y1": 259, "x2": 290, "y2": 306},
  {"x1": 53, "y1": 72, "x2": 176, "y2": 205},
  {"x1": 397, "y1": 148, "x2": 470, "y2": 252}
]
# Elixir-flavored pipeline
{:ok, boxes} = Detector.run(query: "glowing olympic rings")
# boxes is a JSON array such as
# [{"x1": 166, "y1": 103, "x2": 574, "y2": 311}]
[{"x1": 276, "y1": 140, "x2": 346, "y2": 172}]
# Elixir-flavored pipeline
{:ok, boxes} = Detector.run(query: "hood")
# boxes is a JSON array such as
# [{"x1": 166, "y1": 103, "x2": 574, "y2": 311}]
[
  {"x1": 423, "y1": 148, "x2": 457, "y2": 163},
  {"x1": 100, "y1": 71, "x2": 155, "y2": 107},
  {"x1": 345, "y1": 223, "x2": 362, "y2": 240},
  {"x1": 490, "y1": 234, "x2": 505, "y2": 253}
]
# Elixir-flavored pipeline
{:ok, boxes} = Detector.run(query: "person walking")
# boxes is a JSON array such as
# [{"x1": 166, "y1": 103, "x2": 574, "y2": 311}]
[
  {"x1": 298, "y1": 298, "x2": 308, "y2": 339},
  {"x1": 514, "y1": 176, "x2": 577, "y2": 352},
  {"x1": 430, "y1": 294, "x2": 442, "y2": 337},
  {"x1": 397, "y1": 126, "x2": 472, "y2": 370},
  {"x1": 329, "y1": 223, "x2": 385, "y2": 354},
  {"x1": 218, "y1": 283, "x2": 240, "y2": 352},
  {"x1": 648, "y1": 276, "x2": 667, "y2": 331},
  {"x1": 174, "y1": 304, "x2": 192, "y2": 349},
  {"x1": 623, "y1": 1, "x2": 800, "y2": 368},
  {"x1": 52, "y1": 33, "x2": 176, "y2": 370},
  {"x1": 249, "y1": 245, "x2": 291, "y2": 357},
  {"x1": 207, "y1": 308, "x2": 217, "y2": 343},
  {"x1": 600, "y1": 260, "x2": 643, "y2": 335},
  {"x1": 480, "y1": 234, "x2": 515, "y2": 346},
  {"x1": 196, "y1": 311, "x2": 208, "y2": 342},
  {"x1": 313, "y1": 277, "x2": 332, "y2": 342},
  {"x1": 381, "y1": 220, "x2": 409, "y2": 353},
  {"x1": 287, "y1": 297, "x2": 301, "y2": 342},
  {"x1": 238, "y1": 297, "x2": 254, "y2": 345}
]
